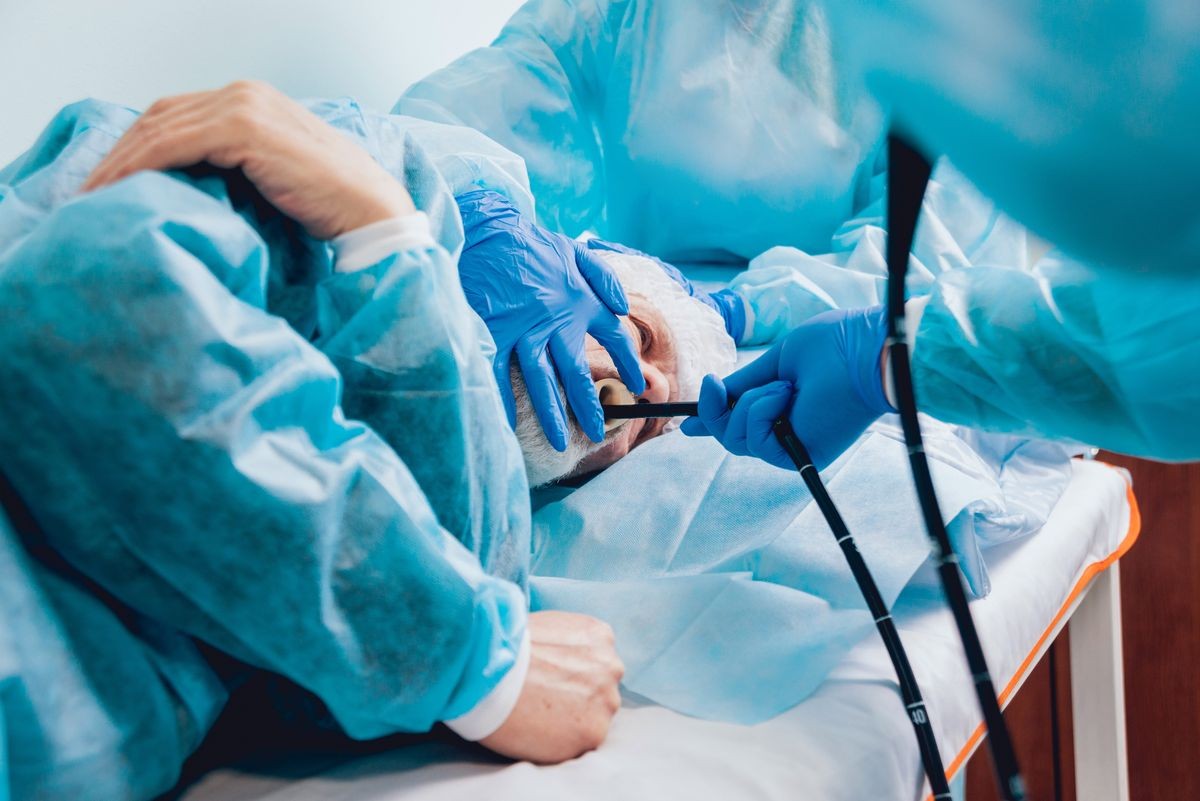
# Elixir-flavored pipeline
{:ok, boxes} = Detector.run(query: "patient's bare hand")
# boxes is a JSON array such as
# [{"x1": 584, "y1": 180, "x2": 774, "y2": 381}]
[
  {"x1": 81, "y1": 81, "x2": 414, "y2": 239},
  {"x1": 480, "y1": 611, "x2": 624, "y2": 764}
]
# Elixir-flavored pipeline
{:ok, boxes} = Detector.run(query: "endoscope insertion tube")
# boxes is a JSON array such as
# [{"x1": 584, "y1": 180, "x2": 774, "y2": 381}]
[
  {"x1": 599, "y1": 366, "x2": 954, "y2": 795},
  {"x1": 772, "y1": 417, "x2": 952, "y2": 800},
  {"x1": 885, "y1": 134, "x2": 1028, "y2": 801}
]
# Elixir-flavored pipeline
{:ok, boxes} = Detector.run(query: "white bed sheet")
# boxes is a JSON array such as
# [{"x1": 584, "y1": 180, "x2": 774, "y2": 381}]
[{"x1": 182, "y1": 458, "x2": 1136, "y2": 801}]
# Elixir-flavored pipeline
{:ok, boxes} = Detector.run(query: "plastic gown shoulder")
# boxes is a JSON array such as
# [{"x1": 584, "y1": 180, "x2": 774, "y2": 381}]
[
  {"x1": 396, "y1": 0, "x2": 886, "y2": 262},
  {"x1": 0, "y1": 98, "x2": 530, "y2": 799}
]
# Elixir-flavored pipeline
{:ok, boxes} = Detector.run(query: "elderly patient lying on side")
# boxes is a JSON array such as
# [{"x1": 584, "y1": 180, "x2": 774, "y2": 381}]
[
  {"x1": 511, "y1": 245, "x2": 736, "y2": 486},
  {"x1": 0, "y1": 82, "x2": 736, "y2": 801}
]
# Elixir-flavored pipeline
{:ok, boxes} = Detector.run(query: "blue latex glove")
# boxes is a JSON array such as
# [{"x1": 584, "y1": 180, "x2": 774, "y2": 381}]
[
  {"x1": 456, "y1": 190, "x2": 645, "y2": 450},
  {"x1": 584, "y1": 238, "x2": 747, "y2": 342},
  {"x1": 681, "y1": 306, "x2": 894, "y2": 470}
]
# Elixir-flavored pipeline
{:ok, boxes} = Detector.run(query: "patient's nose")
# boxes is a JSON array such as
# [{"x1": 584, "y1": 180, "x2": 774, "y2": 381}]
[
  {"x1": 638, "y1": 362, "x2": 671, "y2": 405},
  {"x1": 595, "y1": 370, "x2": 671, "y2": 433}
]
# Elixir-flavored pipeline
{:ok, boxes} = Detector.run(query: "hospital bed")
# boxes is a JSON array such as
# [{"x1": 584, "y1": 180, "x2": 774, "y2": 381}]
[{"x1": 180, "y1": 458, "x2": 1137, "y2": 801}]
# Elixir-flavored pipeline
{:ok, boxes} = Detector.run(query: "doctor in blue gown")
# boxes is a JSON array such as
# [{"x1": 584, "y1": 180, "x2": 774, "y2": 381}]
[{"x1": 398, "y1": 0, "x2": 1200, "y2": 465}]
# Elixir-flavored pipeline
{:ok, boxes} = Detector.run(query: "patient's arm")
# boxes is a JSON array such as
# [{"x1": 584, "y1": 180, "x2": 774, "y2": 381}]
[
  {"x1": 83, "y1": 81, "x2": 413, "y2": 240},
  {"x1": 61, "y1": 88, "x2": 628, "y2": 759}
]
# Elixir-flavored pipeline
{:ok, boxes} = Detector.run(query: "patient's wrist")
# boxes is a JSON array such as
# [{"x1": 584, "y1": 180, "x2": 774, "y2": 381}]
[
  {"x1": 444, "y1": 629, "x2": 532, "y2": 741},
  {"x1": 331, "y1": 213, "x2": 436, "y2": 273}
]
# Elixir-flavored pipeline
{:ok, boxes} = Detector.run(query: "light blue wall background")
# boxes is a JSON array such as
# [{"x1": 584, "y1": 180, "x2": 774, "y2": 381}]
[{"x1": 0, "y1": 0, "x2": 524, "y2": 164}]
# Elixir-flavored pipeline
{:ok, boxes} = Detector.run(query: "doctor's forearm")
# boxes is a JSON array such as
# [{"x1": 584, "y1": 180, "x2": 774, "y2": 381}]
[{"x1": 909, "y1": 260, "x2": 1200, "y2": 461}]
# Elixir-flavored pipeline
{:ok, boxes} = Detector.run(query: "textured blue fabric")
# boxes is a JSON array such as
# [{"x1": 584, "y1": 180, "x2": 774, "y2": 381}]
[
  {"x1": 824, "y1": 0, "x2": 1200, "y2": 275},
  {"x1": 727, "y1": 157, "x2": 1200, "y2": 460},
  {"x1": 529, "y1": 416, "x2": 1042, "y2": 723},
  {"x1": 0, "y1": 503, "x2": 219, "y2": 801},
  {"x1": 729, "y1": 159, "x2": 1029, "y2": 345},
  {"x1": 912, "y1": 252, "x2": 1200, "y2": 460},
  {"x1": 397, "y1": 0, "x2": 885, "y2": 263},
  {"x1": 0, "y1": 99, "x2": 533, "y2": 799}
]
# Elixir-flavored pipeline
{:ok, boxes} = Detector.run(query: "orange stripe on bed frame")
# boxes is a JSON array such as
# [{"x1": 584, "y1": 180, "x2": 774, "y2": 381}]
[{"x1": 922, "y1": 464, "x2": 1142, "y2": 801}]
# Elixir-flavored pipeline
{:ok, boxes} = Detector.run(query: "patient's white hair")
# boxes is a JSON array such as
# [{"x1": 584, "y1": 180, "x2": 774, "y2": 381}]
[
  {"x1": 510, "y1": 249, "x2": 737, "y2": 487},
  {"x1": 511, "y1": 366, "x2": 603, "y2": 488}
]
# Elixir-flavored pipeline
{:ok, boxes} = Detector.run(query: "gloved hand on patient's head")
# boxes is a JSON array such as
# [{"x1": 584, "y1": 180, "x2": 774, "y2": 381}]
[
  {"x1": 509, "y1": 246, "x2": 738, "y2": 487},
  {"x1": 456, "y1": 190, "x2": 646, "y2": 452},
  {"x1": 582, "y1": 238, "x2": 747, "y2": 343},
  {"x1": 681, "y1": 305, "x2": 894, "y2": 472}
]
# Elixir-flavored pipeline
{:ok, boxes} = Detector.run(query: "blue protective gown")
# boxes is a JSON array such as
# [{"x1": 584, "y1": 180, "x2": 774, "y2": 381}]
[
  {"x1": 0, "y1": 99, "x2": 535, "y2": 800},
  {"x1": 397, "y1": 0, "x2": 886, "y2": 263},
  {"x1": 822, "y1": 0, "x2": 1200, "y2": 275},
  {"x1": 397, "y1": 0, "x2": 1200, "y2": 460}
]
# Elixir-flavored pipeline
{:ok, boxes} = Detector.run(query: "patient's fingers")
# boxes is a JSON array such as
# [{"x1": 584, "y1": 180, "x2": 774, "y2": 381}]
[
  {"x1": 83, "y1": 96, "x2": 221, "y2": 190},
  {"x1": 85, "y1": 122, "x2": 197, "y2": 189},
  {"x1": 84, "y1": 114, "x2": 233, "y2": 192},
  {"x1": 83, "y1": 84, "x2": 273, "y2": 191},
  {"x1": 516, "y1": 333, "x2": 569, "y2": 452},
  {"x1": 589, "y1": 313, "x2": 645, "y2": 397},
  {"x1": 141, "y1": 90, "x2": 215, "y2": 120},
  {"x1": 549, "y1": 332, "x2": 605, "y2": 444}
]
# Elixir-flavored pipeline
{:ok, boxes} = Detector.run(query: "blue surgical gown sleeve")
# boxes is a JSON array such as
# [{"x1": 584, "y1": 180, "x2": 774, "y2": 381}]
[
  {"x1": 731, "y1": 158, "x2": 1029, "y2": 344},
  {"x1": 313, "y1": 220, "x2": 533, "y2": 586},
  {"x1": 730, "y1": 155, "x2": 1200, "y2": 461},
  {"x1": 394, "y1": 0, "x2": 613, "y2": 236},
  {"x1": 910, "y1": 253, "x2": 1200, "y2": 461},
  {"x1": 0, "y1": 501, "x2": 226, "y2": 801},
  {"x1": 0, "y1": 170, "x2": 528, "y2": 739}
]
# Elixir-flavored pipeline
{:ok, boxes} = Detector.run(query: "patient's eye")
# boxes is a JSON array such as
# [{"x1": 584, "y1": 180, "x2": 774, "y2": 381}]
[{"x1": 633, "y1": 319, "x2": 654, "y2": 355}]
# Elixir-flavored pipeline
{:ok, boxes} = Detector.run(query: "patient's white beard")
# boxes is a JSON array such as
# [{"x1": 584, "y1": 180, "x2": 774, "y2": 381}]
[{"x1": 511, "y1": 370, "x2": 603, "y2": 488}]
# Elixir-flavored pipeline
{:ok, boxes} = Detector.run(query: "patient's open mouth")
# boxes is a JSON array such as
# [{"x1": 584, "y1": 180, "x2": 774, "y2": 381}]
[{"x1": 596, "y1": 378, "x2": 636, "y2": 433}]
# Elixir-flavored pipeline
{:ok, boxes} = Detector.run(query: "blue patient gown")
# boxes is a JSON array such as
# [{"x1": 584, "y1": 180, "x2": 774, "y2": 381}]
[
  {"x1": 400, "y1": 0, "x2": 1200, "y2": 462},
  {"x1": 0, "y1": 99, "x2": 534, "y2": 800}
]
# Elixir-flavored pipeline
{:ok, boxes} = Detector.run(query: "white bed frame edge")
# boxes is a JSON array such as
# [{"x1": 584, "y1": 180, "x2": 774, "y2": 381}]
[
  {"x1": 948, "y1": 563, "x2": 1129, "y2": 801},
  {"x1": 1069, "y1": 563, "x2": 1130, "y2": 801}
]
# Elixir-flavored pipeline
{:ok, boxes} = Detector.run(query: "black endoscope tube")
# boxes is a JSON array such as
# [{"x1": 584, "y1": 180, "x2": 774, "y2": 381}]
[
  {"x1": 885, "y1": 134, "x2": 1027, "y2": 801},
  {"x1": 603, "y1": 401, "x2": 699, "y2": 420},
  {"x1": 772, "y1": 417, "x2": 952, "y2": 800}
]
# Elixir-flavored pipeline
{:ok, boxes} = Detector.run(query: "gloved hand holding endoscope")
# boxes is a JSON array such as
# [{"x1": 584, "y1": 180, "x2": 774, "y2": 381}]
[{"x1": 681, "y1": 305, "x2": 894, "y2": 470}]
